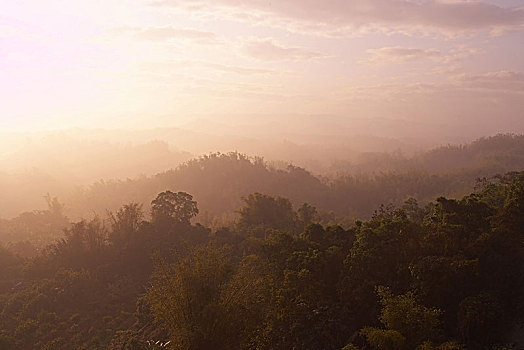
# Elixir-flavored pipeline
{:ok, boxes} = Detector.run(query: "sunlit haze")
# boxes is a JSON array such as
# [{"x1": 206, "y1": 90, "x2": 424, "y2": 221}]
[
  {"x1": 1, "y1": 0, "x2": 523, "y2": 133},
  {"x1": 2, "y1": 0, "x2": 524, "y2": 218},
  {"x1": 2, "y1": 3, "x2": 524, "y2": 348}
]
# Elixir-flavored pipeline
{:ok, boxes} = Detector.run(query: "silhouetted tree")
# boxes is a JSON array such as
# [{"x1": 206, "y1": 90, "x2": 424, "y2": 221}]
[
  {"x1": 151, "y1": 191, "x2": 198, "y2": 225},
  {"x1": 297, "y1": 202, "x2": 318, "y2": 229},
  {"x1": 360, "y1": 287, "x2": 441, "y2": 349},
  {"x1": 148, "y1": 246, "x2": 236, "y2": 350},
  {"x1": 237, "y1": 193, "x2": 295, "y2": 236},
  {"x1": 108, "y1": 203, "x2": 144, "y2": 246}
]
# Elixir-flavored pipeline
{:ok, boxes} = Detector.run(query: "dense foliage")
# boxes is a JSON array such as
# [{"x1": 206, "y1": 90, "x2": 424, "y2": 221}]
[
  {"x1": 0, "y1": 170, "x2": 522, "y2": 349},
  {"x1": 63, "y1": 134, "x2": 524, "y2": 223}
]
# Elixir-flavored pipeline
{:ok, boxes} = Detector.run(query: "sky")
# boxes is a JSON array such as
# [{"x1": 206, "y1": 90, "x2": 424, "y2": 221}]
[{"x1": 1, "y1": 0, "x2": 523, "y2": 133}]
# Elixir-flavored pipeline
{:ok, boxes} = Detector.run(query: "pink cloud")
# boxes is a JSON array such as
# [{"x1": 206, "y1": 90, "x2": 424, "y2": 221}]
[
  {"x1": 243, "y1": 39, "x2": 327, "y2": 61},
  {"x1": 141, "y1": 60, "x2": 277, "y2": 75},
  {"x1": 364, "y1": 47, "x2": 441, "y2": 64},
  {"x1": 455, "y1": 71, "x2": 524, "y2": 91},
  {"x1": 336, "y1": 72, "x2": 524, "y2": 133},
  {"x1": 362, "y1": 46, "x2": 484, "y2": 66},
  {"x1": 113, "y1": 26, "x2": 219, "y2": 44},
  {"x1": 150, "y1": 0, "x2": 524, "y2": 35}
]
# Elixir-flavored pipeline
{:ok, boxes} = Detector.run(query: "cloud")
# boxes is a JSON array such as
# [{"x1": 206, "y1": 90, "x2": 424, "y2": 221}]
[
  {"x1": 334, "y1": 71, "x2": 524, "y2": 135},
  {"x1": 364, "y1": 47, "x2": 441, "y2": 64},
  {"x1": 150, "y1": 0, "x2": 524, "y2": 35},
  {"x1": 455, "y1": 70, "x2": 524, "y2": 91},
  {"x1": 243, "y1": 39, "x2": 327, "y2": 61},
  {"x1": 113, "y1": 26, "x2": 219, "y2": 44},
  {"x1": 361, "y1": 45, "x2": 484, "y2": 66},
  {"x1": 141, "y1": 60, "x2": 277, "y2": 75},
  {"x1": 342, "y1": 71, "x2": 524, "y2": 100},
  {"x1": 200, "y1": 62, "x2": 276, "y2": 75}
]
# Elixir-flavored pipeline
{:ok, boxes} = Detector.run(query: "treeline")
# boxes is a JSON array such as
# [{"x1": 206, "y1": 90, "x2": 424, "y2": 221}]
[
  {"x1": 0, "y1": 172, "x2": 522, "y2": 349},
  {"x1": 0, "y1": 138, "x2": 192, "y2": 218},
  {"x1": 328, "y1": 133, "x2": 524, "y2": 174},
  {"x1": 65, "y1": 134, "x2": 524, "y2": 223},
  {"x1": 0, "y1": 195, "x2": 68, "y2": 256},
  {"x1": 1, "y1": 135, "x2": 523, "y2": 255}
]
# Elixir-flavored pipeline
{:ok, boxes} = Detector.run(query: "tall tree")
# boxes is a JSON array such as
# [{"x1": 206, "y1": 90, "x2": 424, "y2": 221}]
[{"x1": 151, "y1": 191, "x2": 199, "y2": 225}]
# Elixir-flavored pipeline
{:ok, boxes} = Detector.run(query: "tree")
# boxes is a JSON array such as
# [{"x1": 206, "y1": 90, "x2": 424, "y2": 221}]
[
  {"x1": 147, "y1": 246, "x2": 235, "y2": 350},
  {"x1": 51, "y1": 217, "x2": 107, "y2": 269},
  {"x1": 297, "y1": 202, "x2": 318, "y2": 229},
  {"x1": 360, "y1": 328, "x2": 406, "y2": 350},
  {"x1": 457, "y1": 293, "x2": 503, "y2": 348},
  {"x1": 360, "y1": 287, "x2": 442, "y2": 350},
  {"x1": 0, "y1": 245, "x2": 21, "y2": 278},
  {"x1": 237, "y1": 193, "x2": 295, "y2": 236},
  {"x1": 151, "y1": 191, "x2": 198, "y2": 225},
  {"x1": 339, "y1": 212, "x2": 423, "y2": 328},
  {"x1": 44, "y1": 193, "x2": 65, "y2": 217},
  {"x1": 108, "y1": 203, "x2": 144, "y2": 246}
]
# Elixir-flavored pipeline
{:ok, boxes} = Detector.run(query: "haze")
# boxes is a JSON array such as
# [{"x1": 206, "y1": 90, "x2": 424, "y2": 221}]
[
  {"x1": 1, "y1": 0, "x2": 524, "y2": 218},
  {"x1": 1, "y1": 0, "x2": 523, "y2": 132},
  {"x1": 2, "y1": 2, "x2": 524, "y2": 349}
]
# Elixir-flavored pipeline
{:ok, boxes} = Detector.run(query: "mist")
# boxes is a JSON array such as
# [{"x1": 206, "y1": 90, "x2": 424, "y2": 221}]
[
  {"x1": 1, "y1": 0, "x2": 524, "y2": 349},
  {"x1": 1, "y1": 123, "x2": 522, "y2": 220}
]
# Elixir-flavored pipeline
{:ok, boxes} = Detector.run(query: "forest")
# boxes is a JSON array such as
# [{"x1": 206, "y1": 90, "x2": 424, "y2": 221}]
[
  {"x1": 0, "y1": 134, "x2": 523, "y2": 349},
  {"x1": 56, "y1": 133, "x2": 524, "y2": 222},
  {"x1": 4, "y1": 0, "x2": 524, "y2": 346}
]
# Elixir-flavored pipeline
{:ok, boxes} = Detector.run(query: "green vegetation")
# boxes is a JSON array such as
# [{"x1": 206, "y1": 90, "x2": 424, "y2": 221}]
[
  {"x1": 0, "y1": 135, "x2": 522, "y2": 349},
  {"x1": 64, "y1": 134, "x2": 524, "y2": 223},
  {"x1": 0, "y1": 171, "x2": 522, "y2": 349}
]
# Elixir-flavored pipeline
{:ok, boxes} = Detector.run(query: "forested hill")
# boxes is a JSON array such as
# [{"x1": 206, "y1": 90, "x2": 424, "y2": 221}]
[
  {"x1": 0, "y1": 134, "x2": 522, "y2": 349},
  {"x1": 415, "y1": 133, "x2": 524, "y2": 173},
  {"x1": 0, "y1": 170, "x2": 523, "y2": 349},
  {"x1": 65, "y1": 134, "x2": 524, "y2": 222},
  {"x1": 327, "y1": 133, "x2": 524, "y2": 174}
]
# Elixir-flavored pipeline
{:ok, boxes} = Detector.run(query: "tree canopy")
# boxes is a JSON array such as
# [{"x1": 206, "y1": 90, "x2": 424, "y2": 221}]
[{"x1": 0, "y1": 171, "x2": 522, "y2": 349}]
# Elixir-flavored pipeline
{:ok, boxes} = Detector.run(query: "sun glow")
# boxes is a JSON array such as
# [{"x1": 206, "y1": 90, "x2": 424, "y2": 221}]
[{"x1": 1, "y1": 0, "x2": 523, "y2": 132}]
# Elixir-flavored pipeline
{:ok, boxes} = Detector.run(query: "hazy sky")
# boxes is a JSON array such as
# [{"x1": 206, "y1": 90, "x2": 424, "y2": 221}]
[{"x1": 1, "y1": 0, "x2": 523, "y2": 132}]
